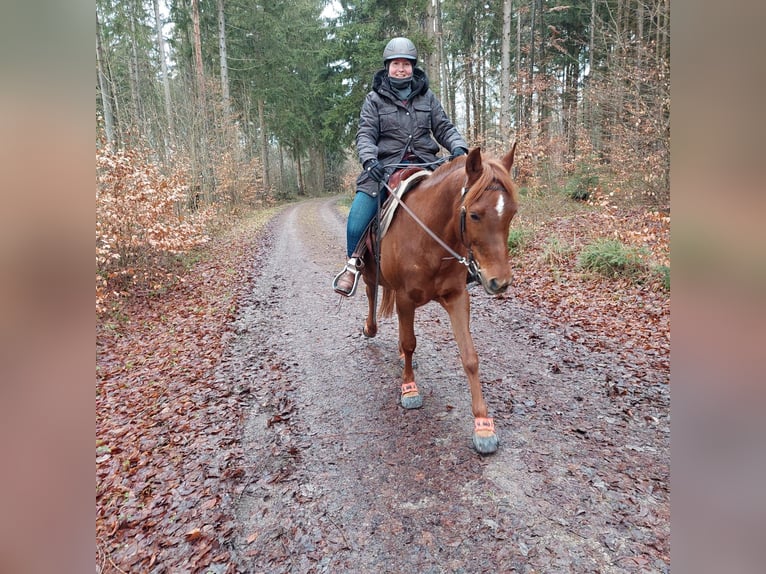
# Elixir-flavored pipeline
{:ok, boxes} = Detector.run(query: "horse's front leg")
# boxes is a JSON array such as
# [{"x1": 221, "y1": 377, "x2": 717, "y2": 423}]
[
  {"x1": 396, "y1": 299, "x2": 422, "y2": 409},
  {"x1": 362, "y1": 280, "x2": 377, "y2": 338},
  {"x1": 443, "y1": 292, "x2": 498, "y2": 454}
]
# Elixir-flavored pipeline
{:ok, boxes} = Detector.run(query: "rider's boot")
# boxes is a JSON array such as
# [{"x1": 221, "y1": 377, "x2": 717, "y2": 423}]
[{"x1": 332, "y1": 257, "x2": 363, "y2": 297}]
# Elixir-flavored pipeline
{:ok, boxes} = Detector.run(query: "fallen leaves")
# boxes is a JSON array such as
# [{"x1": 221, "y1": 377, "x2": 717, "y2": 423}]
[
  {"x1": 512, "y1": 205, "x2": 670, "y2": 376},
  {"x1": 96, "y1": 212, "x2": 273, "y2": 572}
]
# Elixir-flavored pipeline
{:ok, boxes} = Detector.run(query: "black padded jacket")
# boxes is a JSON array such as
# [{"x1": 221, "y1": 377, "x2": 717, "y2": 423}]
[{"x1": 354, "y1": 67, "x2": 468, "y2": 197}]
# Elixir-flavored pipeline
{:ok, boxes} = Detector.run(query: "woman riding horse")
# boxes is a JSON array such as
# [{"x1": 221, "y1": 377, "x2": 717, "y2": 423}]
[{"x1": 333, "y1": 37, "x2": 468, "y2": 297}]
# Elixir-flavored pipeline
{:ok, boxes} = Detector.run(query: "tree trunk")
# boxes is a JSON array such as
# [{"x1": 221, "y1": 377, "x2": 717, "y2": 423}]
[
  {"x1": 472, "y1": 42, "x2": 481, "y2": 143},
  {"x1": 516, "y1": 1, "x2": 523, "y2": 132},
  {"x1": 96, "y1": 12, "x2": 115, "y2": 147},
  {"x1": 500, "y1": 0, "x2": 512, "y2": 144},
  {"x1": 585, "y1": 0, "x2": 596, "y2": 138},
  {"x1": 464, "y1": 55, "x2": 472, "y2": 141},
  {"x1": 435, "y1": 0, "x2": 446, "y2": 105},
  {"x1": 190, "y1": 0, "x2": 213, "y2": 202},
  {"x1": 563, "y1": 59, "x2": 579, "y2": 160},
  {"x1": 308, "y1": 144, "x2": 325, "y2": 195},
  {"x1": 636, "y1": 0, "x2": 644, "y2": 73},
  {"x1": 258, "y1": 99, "x2": 270, "y2": 190},
  {"x1": 424, "y1": 0, "x2": 439, "y2": 94},
  {"x1": 447, "y1": 55, "x2": 457, "y2": 125},
  {"x1": 128, "y1": 11, "x2": 144, "y2": 137},
  {"x1": 153, "y1": 0, "x2": 174, "y2": 143},
  {"x1": 537, "y1": 0, "x2": 548, "y2": 145},
  {"x1": 527, "y1": 0, "x2": 535, "y2": 133},
  {"x1": 296, "y1": 154, "x2": 305, "y2": 196},
  {"x1": 217, "y1": 0, "x2": 231, "y2": 119},
  {"x1": 589, "y1": 0, "x2": 595, "y2": 76},
  {"x1": 191, "y1": 0, "x2": 206, "y2": 104}
]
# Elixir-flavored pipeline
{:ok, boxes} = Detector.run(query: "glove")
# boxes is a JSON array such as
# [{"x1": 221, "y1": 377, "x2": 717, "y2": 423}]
[
  {"x1": 450, "y1": 147, "x2": 468, "y2": 159},
  {"x1": 365, "y1": 159, "x2": 387, "y2": 183}
]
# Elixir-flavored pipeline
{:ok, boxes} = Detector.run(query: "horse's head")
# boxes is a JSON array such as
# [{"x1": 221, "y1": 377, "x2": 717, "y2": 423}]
[{"x1": 460, "y1": 144, "x2": 519, "y2": 295}]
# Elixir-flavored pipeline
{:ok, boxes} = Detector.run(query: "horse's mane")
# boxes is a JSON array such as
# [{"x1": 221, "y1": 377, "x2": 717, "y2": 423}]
[{"x1": 428, "y1": 154, "x2": 518, "y2": 207}]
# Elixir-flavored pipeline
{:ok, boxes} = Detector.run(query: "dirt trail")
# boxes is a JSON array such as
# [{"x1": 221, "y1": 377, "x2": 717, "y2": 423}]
[{"x1": 217, "y1": 197, "x2": 669, "y2": 573}]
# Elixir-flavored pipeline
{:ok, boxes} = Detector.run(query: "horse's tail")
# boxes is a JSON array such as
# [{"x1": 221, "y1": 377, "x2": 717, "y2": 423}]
[{"x1": 378, "y1": 287, "x2": 396, "y2": 318}]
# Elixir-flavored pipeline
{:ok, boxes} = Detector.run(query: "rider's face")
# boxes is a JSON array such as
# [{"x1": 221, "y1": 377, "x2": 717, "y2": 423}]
[{"x1": 388, "y1": 58, "x2": 413, "y2": 79}]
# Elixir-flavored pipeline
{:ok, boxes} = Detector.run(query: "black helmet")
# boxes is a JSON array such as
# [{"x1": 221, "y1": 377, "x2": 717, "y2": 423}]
[{"x1": 383, "y1": 37, "x2": 417, "y2": 66}]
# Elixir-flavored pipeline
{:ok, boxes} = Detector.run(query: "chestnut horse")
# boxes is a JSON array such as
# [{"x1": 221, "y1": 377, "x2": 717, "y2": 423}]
[{"x1": 360, "y1": 145, "x2": 519, "y2": 454}]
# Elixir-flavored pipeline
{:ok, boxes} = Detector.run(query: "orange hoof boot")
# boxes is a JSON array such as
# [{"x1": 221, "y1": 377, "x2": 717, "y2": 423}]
[
  {"x1": 472, "y1": 417, "x2": 498, "y2": 454},
  {"x1": 400, "y1": 381, "x2": 423, "y2": 410}
]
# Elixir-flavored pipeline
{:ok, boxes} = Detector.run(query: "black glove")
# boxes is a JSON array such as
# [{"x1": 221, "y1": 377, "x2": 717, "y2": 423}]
[
  {"x1": 450, "y1": 147, "x2": 468, "y2": 159},
  {"x1": 365, "y1": 159, "x2": 387, "y2": 183}
]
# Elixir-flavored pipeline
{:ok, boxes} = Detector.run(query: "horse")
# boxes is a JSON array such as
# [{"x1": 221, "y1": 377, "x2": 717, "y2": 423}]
[{"x1": 359, "y1": 145, "x2": 519, "y2": 454}]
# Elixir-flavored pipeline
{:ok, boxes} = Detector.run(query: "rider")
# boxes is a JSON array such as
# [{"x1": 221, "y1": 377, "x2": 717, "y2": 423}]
[{"x1": 333, "y1": 37, "x2": 468, "y2": 296}]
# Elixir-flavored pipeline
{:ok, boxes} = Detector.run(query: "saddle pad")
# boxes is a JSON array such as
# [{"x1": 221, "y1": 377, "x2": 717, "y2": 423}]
[{"x1": 378, "y1": 170, "x2": 431, "y2": 237}]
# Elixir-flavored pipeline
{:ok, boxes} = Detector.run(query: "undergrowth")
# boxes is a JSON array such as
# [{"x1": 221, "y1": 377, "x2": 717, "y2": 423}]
[{"x1": 577, "y1": 238, "x2": 650, "y2": 278}]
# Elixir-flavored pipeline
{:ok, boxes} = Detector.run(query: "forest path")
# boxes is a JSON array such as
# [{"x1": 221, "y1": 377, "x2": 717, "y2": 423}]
[{"x1": 218, "y1": 196, "x2": 669, "y2": 573}]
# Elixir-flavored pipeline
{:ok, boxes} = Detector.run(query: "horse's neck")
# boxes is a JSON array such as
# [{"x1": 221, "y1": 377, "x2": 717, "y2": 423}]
[{"x1": 410, "y1": 172, "x2": 465, "y2": 243}]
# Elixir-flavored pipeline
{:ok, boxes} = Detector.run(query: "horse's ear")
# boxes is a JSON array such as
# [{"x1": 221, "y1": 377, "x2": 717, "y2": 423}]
[
  {"x1": 502, "y1": 141, "x2": 517, "y2": 172},
  {"x1": 465, "y1": 147, "x2": 483, "y2": 185}
]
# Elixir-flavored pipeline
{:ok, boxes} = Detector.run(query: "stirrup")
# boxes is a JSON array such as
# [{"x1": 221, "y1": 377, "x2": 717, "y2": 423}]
[{"x1": 332, "y1": 258, "x2": 362, "y2": 296}]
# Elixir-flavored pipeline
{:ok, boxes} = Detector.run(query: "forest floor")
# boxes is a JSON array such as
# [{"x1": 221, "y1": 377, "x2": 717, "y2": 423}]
[{"x1": 96, "y1": 193, "x2": 669, "y2": 573}]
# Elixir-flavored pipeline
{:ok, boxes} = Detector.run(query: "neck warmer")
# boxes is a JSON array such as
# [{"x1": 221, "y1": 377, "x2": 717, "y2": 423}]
[{"x1": 389, "y1": 76, "x2": 413, "y2": 101}]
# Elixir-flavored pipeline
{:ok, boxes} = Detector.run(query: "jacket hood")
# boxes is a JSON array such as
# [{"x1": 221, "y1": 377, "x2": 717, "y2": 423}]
[{"x1": 372, "y1": 67, "x2": 429, "y2": 100}]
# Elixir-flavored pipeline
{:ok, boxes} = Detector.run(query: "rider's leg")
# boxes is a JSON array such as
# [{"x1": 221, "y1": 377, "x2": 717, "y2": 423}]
[
  {"x1": 346, "y1": 191, "x2": 380, "y2": 258},
  {"x1": 333, "y1": 191, "x2": 381, "y2": 296}
]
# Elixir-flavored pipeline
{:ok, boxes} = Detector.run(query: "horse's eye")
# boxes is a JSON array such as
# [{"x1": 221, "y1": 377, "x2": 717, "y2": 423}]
[{"x1": 469, "y1": 212, "x2": 480, "y2": 221}]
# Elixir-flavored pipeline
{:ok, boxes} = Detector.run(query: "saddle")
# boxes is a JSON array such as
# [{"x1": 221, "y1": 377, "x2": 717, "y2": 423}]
[{"x1": 356, "y1": 167, "x2": 431, "y2": 259}]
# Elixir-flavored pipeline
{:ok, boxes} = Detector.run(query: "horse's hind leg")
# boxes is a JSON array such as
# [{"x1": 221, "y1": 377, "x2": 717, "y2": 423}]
[
  {"x1": 443, "y1": 293, "x2": 498, "y2": 454},
  {"x1": 363, "y1": 281, "x2": 377, "y2": 338},
  {"x1": 397, "y1": 301, "x2": 422, "y2": 409}
]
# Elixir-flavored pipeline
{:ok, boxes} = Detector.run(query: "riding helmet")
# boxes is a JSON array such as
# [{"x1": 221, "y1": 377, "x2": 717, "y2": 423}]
[{"x1": 383, "y1": 37, "x2": 417, "y2": 66}]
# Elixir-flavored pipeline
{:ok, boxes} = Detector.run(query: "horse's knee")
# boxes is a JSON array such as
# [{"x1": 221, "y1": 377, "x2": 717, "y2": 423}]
[
  {"x1": 400, "y1": 336, "x2": 416, "y2": 356},
  {"x1": 462, "y1": 354, "x2": 479, "y2": 377}
]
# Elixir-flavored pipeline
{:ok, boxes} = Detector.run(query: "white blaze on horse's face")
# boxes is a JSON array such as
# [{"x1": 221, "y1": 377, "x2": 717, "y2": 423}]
[{"x1": 495, "y1": 194, "x2": 505, "y2": 218}]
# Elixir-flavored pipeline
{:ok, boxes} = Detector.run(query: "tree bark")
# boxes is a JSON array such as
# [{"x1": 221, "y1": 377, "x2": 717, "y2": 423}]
[
  {"x1": 464, "y1": 55, "x2": 472, "y2": 141},
  {"x1": 424, "y1": 0, "x2": 439, "y2": 95},
  {"x1": 191, "y1": 0, "x2": 206, "y2": 105},
  {"x1": 296, "y1": 154, "x2": 304, "y2": 196},
  {"x1": 500, "y1": 0, "x2": 512, "y2": 144},
  {"x1": 217, "y1": 0, "x2": 231, "y2": 119},
  {"x1": 258, "y1": 99, "x2": 270, "y2": 190},
  {"x1": 527, "y1": 0, "x2": 535, "y2": 132},
  {"x1": 537, "y1": 0, "x2": 548, "y2": 144},
  {"x1": 128, "y1": 9, "x2": 144, "y2": 136},
  {"x1": 96, "y1": 12, "x2": 116, "y2": 147},
  {"x1": 516, "y1": 1, "x2": 523, "y2": 132},
  {"x1": 153, "y1": 0, "x2": 174, "y2": 142}
]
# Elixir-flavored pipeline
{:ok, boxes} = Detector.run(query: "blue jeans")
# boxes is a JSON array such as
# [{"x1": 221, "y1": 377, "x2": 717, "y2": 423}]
[{"x1": 346, "y1": 189, "x2": 388, "y2": 258}]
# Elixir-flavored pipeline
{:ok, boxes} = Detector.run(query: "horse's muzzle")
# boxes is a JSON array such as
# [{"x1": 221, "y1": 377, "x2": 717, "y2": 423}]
[{"x1": 481, "y1": 276, "x2": 510, "y2": 295}]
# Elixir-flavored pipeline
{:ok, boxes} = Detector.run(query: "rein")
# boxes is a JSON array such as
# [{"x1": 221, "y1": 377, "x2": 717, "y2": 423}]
[{"x1": 381, "y1": 179, "x2": 476, "y2": 272}]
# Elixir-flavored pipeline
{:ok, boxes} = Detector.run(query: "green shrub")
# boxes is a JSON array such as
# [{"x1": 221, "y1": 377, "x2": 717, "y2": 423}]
[
  {"x1": 577, "y1": 238, "x2": 649, "y2": 277},
  {"x1": 507, "y1": 228, "x2": 531, "y2": 254},
  {"x1": 654, "y1": 264, "x2": 670, "y2": 291},
  {"x1": 564, "y1": 170, "x2": 599, "y2": 201}
]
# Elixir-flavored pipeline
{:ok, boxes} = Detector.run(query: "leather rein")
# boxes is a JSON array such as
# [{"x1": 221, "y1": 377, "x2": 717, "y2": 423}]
[{"x1": 381, "y1": 178, "x2": 479, "y2": 277}]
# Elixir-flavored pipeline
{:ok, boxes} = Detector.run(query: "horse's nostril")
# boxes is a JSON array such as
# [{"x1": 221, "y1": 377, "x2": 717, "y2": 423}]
[{"x1": 487, "y1": 278, "x2": 509, "y2": 294}]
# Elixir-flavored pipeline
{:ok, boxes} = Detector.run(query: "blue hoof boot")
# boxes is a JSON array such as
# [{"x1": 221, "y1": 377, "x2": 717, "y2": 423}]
[
  {"x1": 400, "y1": 382, "x2": 423, "y2": 409},
  {"x1": 472, "y1": 418, "x2": 499, "y2": 454}
]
